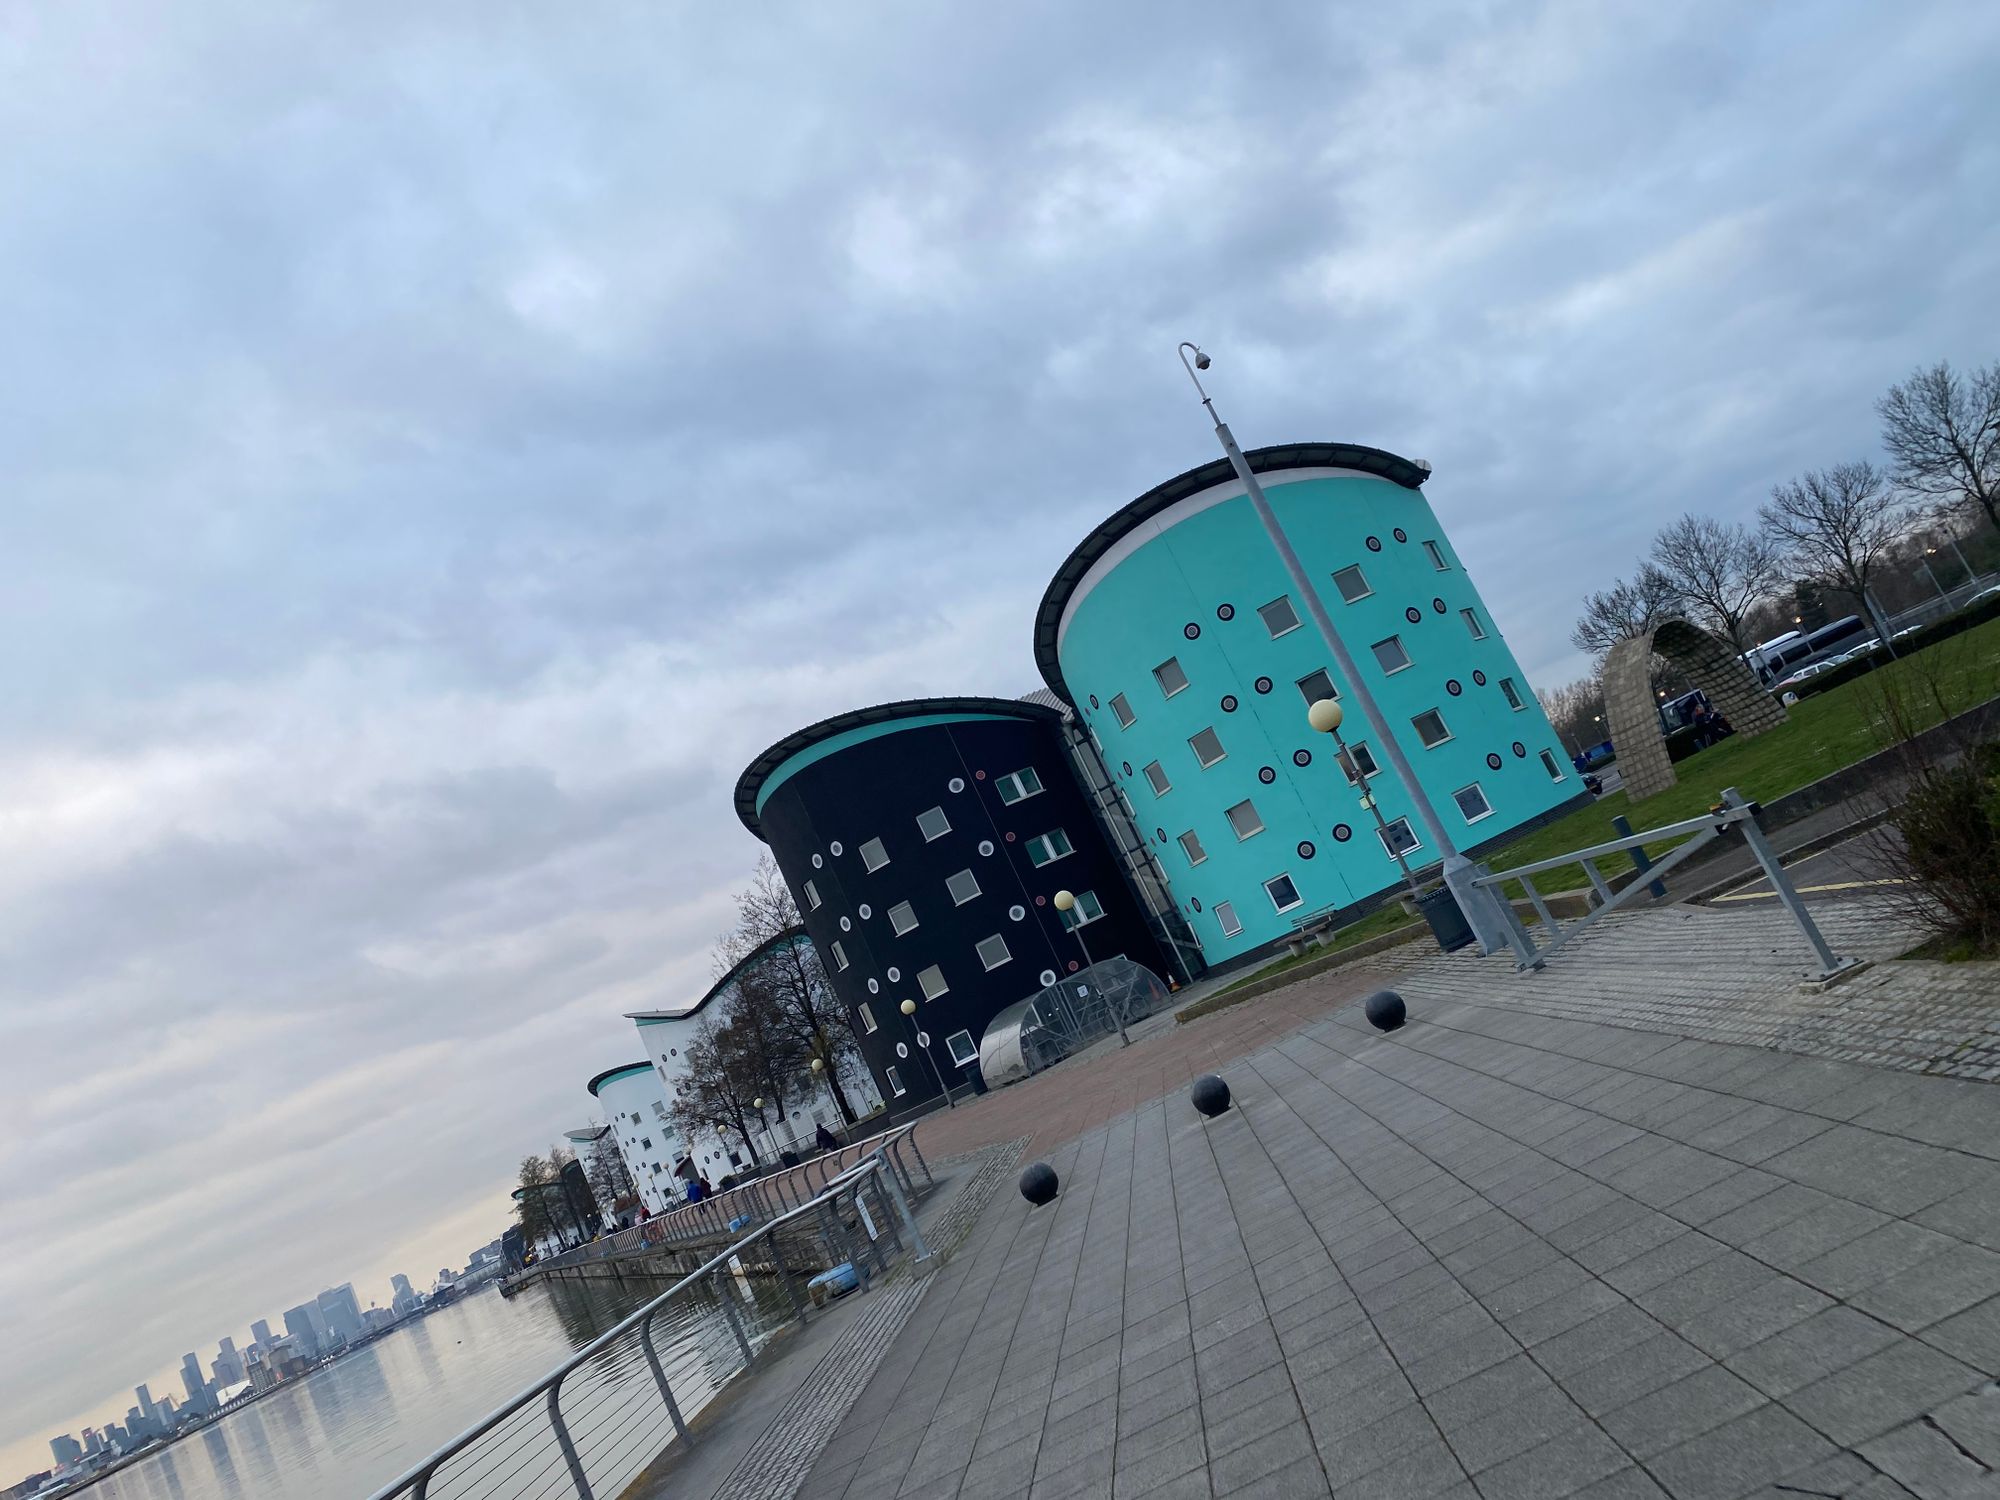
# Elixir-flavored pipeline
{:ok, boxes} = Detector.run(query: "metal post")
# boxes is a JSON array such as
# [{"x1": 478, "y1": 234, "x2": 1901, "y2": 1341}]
[
  {"x1": 905, "y1": 1132, "x2": 932, "y2": 1188},
  {"x1": 638, "y1": 1311, "x2": 691, "y2": 1446},
  {"x1": 876, "y1": 1152, "x2": 932, "y2": 1266},
  {"x1": 1178, "y1": 347, "x2": 1509, "y2": 956},
  {"x1": 713, "y1": 1270, "x2": 755, "y2": 1367},
  {"x1": 1611, "y1": 814, "x2": 1666, "y2": 899},
  {"x1": 1332, "y1": 727, "x2": 1420, "y2": 898},
  {"x1": 546, "y1": 1380, "x2": 594, "y2": 1500},
  {"x1": 1722, "y1": 788, "x2": 1857, "y2": 980},
  {"x1": 768, "y1": 1232, "x2": 808, "y2": 1323}
]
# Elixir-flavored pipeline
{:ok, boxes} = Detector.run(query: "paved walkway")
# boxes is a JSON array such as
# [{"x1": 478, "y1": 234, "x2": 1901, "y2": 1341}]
[{"x1": 800, "y1": 918, "x2": 2000, "y2": 1499}]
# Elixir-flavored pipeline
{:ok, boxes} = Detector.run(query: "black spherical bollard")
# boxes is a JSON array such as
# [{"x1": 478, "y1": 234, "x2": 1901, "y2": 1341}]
[
  {"x1": 1191, "y1": 1073, "x2": 1232, "y2": 1118},
  {"x1": 1364, "y1": 989, "x2": 1407, "y2": 1032},
  {"x1": 1019, "y1": 1162, "x2": 1060, "y2": 1206}
]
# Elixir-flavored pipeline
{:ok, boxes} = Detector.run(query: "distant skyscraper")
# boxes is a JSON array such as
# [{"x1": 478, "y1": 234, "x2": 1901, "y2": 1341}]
[
  {"x1": 390, "y1": 1273, "x2": 413, "y2": 1299},
  {"x1": 84, "y1": 1428, "x2": 104, "y2": 1456},
  {"x1": 50, "y1": 1434, "x2": 82, "y2": 1466},
  {"x1": 181, "y1": 1352, "x2": 214, "y2": 1415},
  {"x1": 212, "y1": 1336, "x2": 245, "y2": 1385},
  {"x1": 133, "y1": 1384, "x2": 159, "y2": 1436},
  {"x1": 316, "y1": 1284, "x2": 364, "y2": 1345},
  {"x1": 250, "y1": 1318, "x2": 275, "y2": 1348},
  {"x1": 282, "y1": 1303, "x2": 323, "y2": 1355}
]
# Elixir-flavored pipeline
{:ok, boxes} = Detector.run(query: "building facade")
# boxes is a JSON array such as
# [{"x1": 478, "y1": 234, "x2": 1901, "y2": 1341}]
[
  {"x1": 1035, "y1": 443, "x2": 1588, "y2": 967},
  {"x1": 585, "y1": 1062, "x2": 685, "y2": 1215},
  {"x1": 734, "y1": 699, "x2": 1171, "y2": 1108}
]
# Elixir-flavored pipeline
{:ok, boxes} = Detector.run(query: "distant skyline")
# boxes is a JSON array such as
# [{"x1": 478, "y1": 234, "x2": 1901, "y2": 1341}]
[{"x1": 7, "y1": 0, "x2": 2000, "y2": 1477}]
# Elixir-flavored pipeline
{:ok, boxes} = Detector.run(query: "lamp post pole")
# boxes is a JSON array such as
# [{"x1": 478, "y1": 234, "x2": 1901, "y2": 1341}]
[
  {"x1": 899, "y1": 999, "x2": 952, "y2": 1108},
  {"x1": 1175, "y1": 344, "x2": 1508, "y2": 953},
  {"x1": 1308, "y1": 700, "x2": 1421, "y2": 899},
  {"x1": 1055, "y1": 890, "x2": 1127, "y2": 1045}
]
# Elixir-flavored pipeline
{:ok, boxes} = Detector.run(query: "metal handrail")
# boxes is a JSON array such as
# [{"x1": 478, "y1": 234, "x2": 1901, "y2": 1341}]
[
  {"x1": 367, "y1": 1144, "x2": 930, "y2": 1500},
  {"x1": 519, "y1": 1121, "x2": 929, "y2": 1277}
]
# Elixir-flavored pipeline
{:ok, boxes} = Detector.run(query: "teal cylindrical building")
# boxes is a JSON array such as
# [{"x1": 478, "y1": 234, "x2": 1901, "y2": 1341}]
[{"x1": 1034, "y1": 443, "x2": 1588, "y2": 967}]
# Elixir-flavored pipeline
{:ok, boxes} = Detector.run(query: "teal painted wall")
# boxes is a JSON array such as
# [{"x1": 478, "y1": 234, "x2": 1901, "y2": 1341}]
[
  {"x1": 1056, "y1": 471, "x2": 1576, "y2": 964},
  {"x1": 756, "y1": 713, "x2": 1023, "y2": 817}
]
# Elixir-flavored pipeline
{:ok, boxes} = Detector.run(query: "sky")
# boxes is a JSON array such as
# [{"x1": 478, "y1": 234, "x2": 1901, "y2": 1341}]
[{"x1": 4, "y1": 0, "x2": 1998, "y2": 1472}]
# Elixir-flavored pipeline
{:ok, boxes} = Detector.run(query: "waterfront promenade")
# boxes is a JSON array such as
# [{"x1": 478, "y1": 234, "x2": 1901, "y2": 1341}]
[{"x1": 765, "y1": 900, "x2": 2000, "y2": 1499}]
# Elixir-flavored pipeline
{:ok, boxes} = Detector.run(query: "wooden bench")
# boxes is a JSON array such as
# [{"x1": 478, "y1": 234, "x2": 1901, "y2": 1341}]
[{"x1": 1286, "y1": 904, "x2": 1342, "y2": 957}]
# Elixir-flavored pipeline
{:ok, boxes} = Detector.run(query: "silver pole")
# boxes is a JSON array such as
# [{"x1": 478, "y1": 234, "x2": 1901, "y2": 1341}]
[{"x1": 1176, "y1": 345, "x2": 1507, "y2": 952}]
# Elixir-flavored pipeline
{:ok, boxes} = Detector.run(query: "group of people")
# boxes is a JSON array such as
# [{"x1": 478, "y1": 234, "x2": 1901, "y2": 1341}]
[{"x1": 681, "y1": 1121, "x2": 844, "y2": 1204}]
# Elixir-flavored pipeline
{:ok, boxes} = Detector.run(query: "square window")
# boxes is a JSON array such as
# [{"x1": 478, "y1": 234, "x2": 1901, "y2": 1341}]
[
  {"x1": 1225, "y1": 799, "x2": 1265, "y2": 841},
  {"x1": 1142, "y1": 760, "x2": 1172, "y2": 796},
  {"x1": 1027, "y1": 828, "x2": 1074, "y2": 866},
  {"x1": 1340, "y1": 742, "x2": 1381, "y2": 783},
  {"x1": 946, "y1": 1030, "x2": 979, "y2": 1067},
  {"x1": 945, "y1": 868, "x2": 981, "y2": 905},
  {"x1": 1371, "y1": 636, "x2": 1412, "y2": 674},
  {"x1": 858, "y1": 1001, "x2": 877, "y2": 1033},
  {"x1": 1214, "y1": 900, "x2": 1243, "y2": 938},
  {"x1": 1412, "y1": 709, "x2": 1451, "y2": 748},
  {"x1": 1189, "y1": 727, "x2": 1226, "y2": 767},
  {"x1": 1264, "y1": 873, "x2": 1303, "y2": 913},
  {"x1": 831, "y1": 940, "x2": 849, "y2": 970},
  {"x1": 1425, "y1": 539, "x2": 1449, "y2": 571},
  {"x1": 1453, "y1": 783, "x2": 1494, "y2": 823},
  {"x1": 1296, "y1": 669, "x2": 1338, "y2": 706},
  {"x1": 918, "y1": 964, "x2": 948, "y2": 1000},
  {"x1": 1500, "y1": 677, "x2": 1525, "y2": 711},
  {"x1": 1539, "y1": 749, "x2": 1567, "y2": 782},
  {"x1": 1178, "y1": 829, "x2": 1207, "y2": 866},
  {"x1": 1110, "y1": 692, "x2": 1136, "y2": 729},
  {"x1": 1258, "y1": 595, "x2": 1302, "y2": 638},
  {"x1": 916, "y1": 806, "x2": 951, "y2": 841},
  {"x1": 886, "y1": 1065, "x2": 905, "y2": 1097},
  {"x1": 859, "y1": 837, "x2": 890, "y2": 872},
  {"x1": 888, "y1": 900, "x2": 919, "y2": 935},
  {"x1": 1332, "y1": 565, "x2": 1372, "y2": 603},
  {"x1": 996, "y1": 766, "x2": 1043, "y2": 804},
  {"x1": 976, "y1": 934, "x2": 1011, "y2": 971},
  {"x1": 1379, "y1": 817, "x2": 1421, "y2": 859},
  {"x1": 1461, "y1": 608, "x2": 1486, "y2": 640},
  {"x1": 1153, "y1": 657, "x2": 1189, "y2": 698},
  {"x1": 803, "y1": 879, "x2": 820, "y2": 910},
  {"x1": 1059, "y1": 890, "x2": 1104, "y2": 929}
]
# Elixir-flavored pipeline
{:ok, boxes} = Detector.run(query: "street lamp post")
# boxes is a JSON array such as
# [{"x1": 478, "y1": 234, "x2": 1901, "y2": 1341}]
[
  {"x1": 808, "y1": 1056, "x2": 845, "y2": 1143},
  {"x1": 1055, "y1": 889, "x2": 1127, "y2": 1045},
  {"x1": 1307, "y1": 699, "x2": 1421, "y2": 899},
  {"x1": 899, "y1": 998, "x2": 953, "y2": 1108},
  {"x1": 1174, "y1": 343, "x2": 1510, "y2": 952}
]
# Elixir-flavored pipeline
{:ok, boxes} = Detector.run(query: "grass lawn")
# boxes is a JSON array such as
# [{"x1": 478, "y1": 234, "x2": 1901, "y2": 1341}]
[
  {"x1": 1485, "y1": 617, "x2": 2000, "y2": 896},
  {"x1": 1209, "y1": 904, "x2": 1422, "y2": 999}
]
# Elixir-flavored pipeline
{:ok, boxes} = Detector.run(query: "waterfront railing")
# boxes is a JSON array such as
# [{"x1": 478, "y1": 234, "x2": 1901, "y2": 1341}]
[{"x1": 364, "y1": 1140, "x2": 932, "y2": 1500}]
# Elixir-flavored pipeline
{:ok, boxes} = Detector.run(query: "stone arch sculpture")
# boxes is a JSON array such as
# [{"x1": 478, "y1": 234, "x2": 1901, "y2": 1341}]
[{"x1": 1602, "y1": 619, "x2": 1786, "y2": 801}]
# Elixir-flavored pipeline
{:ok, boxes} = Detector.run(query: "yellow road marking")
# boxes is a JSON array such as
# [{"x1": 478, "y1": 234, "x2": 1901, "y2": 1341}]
[{"x1": 1711, "y1": 877, "x2": 1908, "y2": 903}]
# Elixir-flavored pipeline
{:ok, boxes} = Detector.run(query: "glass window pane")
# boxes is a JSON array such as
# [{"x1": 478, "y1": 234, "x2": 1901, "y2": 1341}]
[
  {"x1": 1258, "y1": 596, "x2": 1301, "y2": 637},
  {"x1": 1461, "y1": 608, "x2": 1486, "y2": 640},
  {"x1": 1371, "y1": 636, "x2": 1411, "y2": 673},
  {"x1": 918, "y1": 964, "x2": 948, "y2": 999},
  {"x1": 889, "y1": 900, "x2": 919, "y2": 935},
  {"x1": 916, "y1": 806, "x2": 951, "y2": 841},
  {"x1": 976, "y1": 934, "x2": 1011, "y2": 970},
  {"x1": 1178, "y1": 830, "x2": 1206, "y2": 866},
  {"x1": 860, "y1": 837, "x2": 890, "y2": 872},
  {"x1": 945, "y1": 869, "x2": 980, "y2": 905},
  {"x1": 1296, "y1": 669, "x2": 1337, "y2": 705},
  {"x1": 1110, "y1": 693, "x2": 1135, "y2": 728},
  {"x1": 1153, "y1": 657, "x2": 1189, "y2": 697},
  {"x1": 1189, "y1": 727, "x2": 1226, "y2": 766},
  {"x1": 1413, "y1": 710, "x2": 1450, "y2": 747},
  {"x1": 1264, "y1": 874, "x2": 1302, "y2": 912},
  {"x1": 1143, "y1": 761, "x2": 1171, "y2": 796},
  {"x1": 1226, "y1": 799, "x2": 1265, "y2": 840},
  {"x1": 1332, "y1": 565, "x2": 1371, "y2": 603},
  {"x1": 1215, "y1": 901, "x2": 1242, "y2": 937}
]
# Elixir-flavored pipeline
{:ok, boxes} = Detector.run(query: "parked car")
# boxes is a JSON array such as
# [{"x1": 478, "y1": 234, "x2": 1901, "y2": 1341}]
[{"x1": 1777, "y1": 660, "x2": 1839, "y2": 690}]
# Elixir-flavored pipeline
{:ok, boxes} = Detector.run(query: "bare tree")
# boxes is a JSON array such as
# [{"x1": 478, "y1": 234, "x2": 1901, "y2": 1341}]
[
  {"x1": 1878, "y1": 360, "x2": 2000, "y2": 535},
  {"x1": 1536, "y1": 677, "x2": 1607, "y2": 755},
  {"x1": 1569, "y1": 565, "x2": 1681, "y2": 657},
  {"x1": 1760, "y1": 460, "x2": 1906, "y2": 651},
  {"x1": 514, "y1": 1155, "x2": 559, "y2": 1253},
  {"x1": 669, "y1": 1011, "x2": 768, "y2": 1170},
  {"x1": 1648, "y1": 514, "x2": 1785, "y2": 659}
]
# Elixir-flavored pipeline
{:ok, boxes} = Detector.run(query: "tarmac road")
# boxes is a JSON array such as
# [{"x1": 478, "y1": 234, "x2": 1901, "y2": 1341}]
[{"x1": 1703, "y1": 827, "x2": 1909, "y2": 906}]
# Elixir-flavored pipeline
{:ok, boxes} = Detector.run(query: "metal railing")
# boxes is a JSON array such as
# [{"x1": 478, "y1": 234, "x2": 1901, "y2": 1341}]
[
  {"x1": 1473, "y1": 786, "x2": 1858, "y2": 982},
  {"x1": 519, "y1": 1123, "x2": 930, "y2": 1278},
  {"x1": 367, "y1": 1145, "x2": 932, "y2": 1500}
]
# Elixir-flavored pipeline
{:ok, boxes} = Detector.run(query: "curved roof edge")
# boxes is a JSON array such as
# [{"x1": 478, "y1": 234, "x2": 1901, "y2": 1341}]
[
  {"x1": 564, "y1": 1124, "x2": 611, "y2": 1143},
  {"x1": 587, "y1": 1061, "x2": 657, "y2": 1098},
  {"x1": 625, "y1": 923, "x2": 812, "y2": 1023},
  {"x1": 732, "y1": 696, "x2": 1062, "y2": 839},
  {"x1": 1032, "y1": 442, "x2": 1432, "y2": 704}
]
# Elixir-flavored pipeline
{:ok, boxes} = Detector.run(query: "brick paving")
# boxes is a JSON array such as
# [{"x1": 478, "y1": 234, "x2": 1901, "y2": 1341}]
[{"x1": 798, "y1": 919, "x2": 2000, "y2": 1499}]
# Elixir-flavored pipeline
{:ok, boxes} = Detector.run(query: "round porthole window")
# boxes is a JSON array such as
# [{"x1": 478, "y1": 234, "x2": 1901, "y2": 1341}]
[
  {"x1": 1121, "y1": 760, "x2": 1133, "y2": 776},
  {"x1": 1216, "y1": 603, "x2": 1235, "y2": 621},
  {"x1": 1009, "y1": 904, "x2": 1026, "y2": 921},
  {"x1": 1089, "y1": 694, "x2": 1099, "y2": 709},
  {"x1": 1254, "y1": 676, "x2": 1273, "y2": 695},
  {"x1": 1155, "y1": 827, "x2": 1166, "y2": 843},
  {"x1": 1040, "y1": 969, "x2": 1057, "y2": 987},
  {"x1": 1432, "y1": 597, "x2": 1447, "y2": 614},
  {"x1": 886, "y1": 966, "x2": 901, "y2": 982},
  {"x1": 1405, "y1": 606, "x2": 1423, "y2": 624},
  {"x1": 1221, "y1": 694, "x2": 1239, "y2": 713},
  {"x1": 1068, "y1": 960, "x2": 1081, "y2": 973},
  {"x1": 1333, "y1": 823, "x2": 1353, "y2": 842},
  {"x1": 1472, "y1": 669, "x2": 1487, "y2": 687},
  {"x1": 867, "y1": 978, "x2": 879, "y2": 994},
  {"x1": 829, "y1": 840, "x2": 844, "y2": 856},
  {"x1": 1293, "y1": 749, "x2": 1312, "y2": 768},
  {"x1": 1366, "y1": 535, "x2": 1383, "y2": 552},
  {"x1": 1004, "y1": 830, "x2": 1016, "y2": 843},
  {"x1": 1486, "y1": 753, "x2": 1504, "y2": 770},
  {"x1": 1258, "y1": 766, "x2": 1277, "y2": 784},
  {"x1": 839, "y1": 916, "x2": 851, "y2": 931},
  {"x1": 1034, "y1": 894, "x2": 1046, "y2": 906},
  {"x1": 1191, "y1": 897, "x2": 1203, "y2": 913},
  {"x1": 1393, "y1": 527, "x2": 1408, "y2": 543},
  {"x1": 858, "y1": 903, "x2": 872, "y2": 919},
  {"x1": 895, "y1": 1042, "x2": 908, "y2": 1059},
  {"x1": 811, "y1": 853, "x2": 823, "y2": 869},
  {"x1": 1446, "y1": 679, "x2": 1463, "y2": 696},
  {"x1": 1298, "y1": 841, "x2": 1317, "y2": 860},
  {"x1": 978, "y1": 839, "x2": 995, "y2": 856},
  {"x1": 1184, "y1": 622, "x2": 1201, "y2": 640},
  {"x1": 1512, "y1": 741, "x2": 1527, "y2": 758},
  {"x1": 948, "y1": 776, "x2": 966, "y2": 794}
]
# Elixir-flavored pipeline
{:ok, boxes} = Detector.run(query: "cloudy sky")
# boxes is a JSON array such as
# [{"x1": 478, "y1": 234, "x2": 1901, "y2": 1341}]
[{"x1": 4, "y1": 0, "x2": 1997, "y2": 1471}]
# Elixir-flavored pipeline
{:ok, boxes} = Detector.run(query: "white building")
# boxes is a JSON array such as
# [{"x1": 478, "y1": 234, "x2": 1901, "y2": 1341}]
[
  {"x1": 626, "y1": 927, "x2": 881, "y2": 1173},
  {"x1": 585, "y1": 1062, "x2": 684, "y2": 1216}
]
